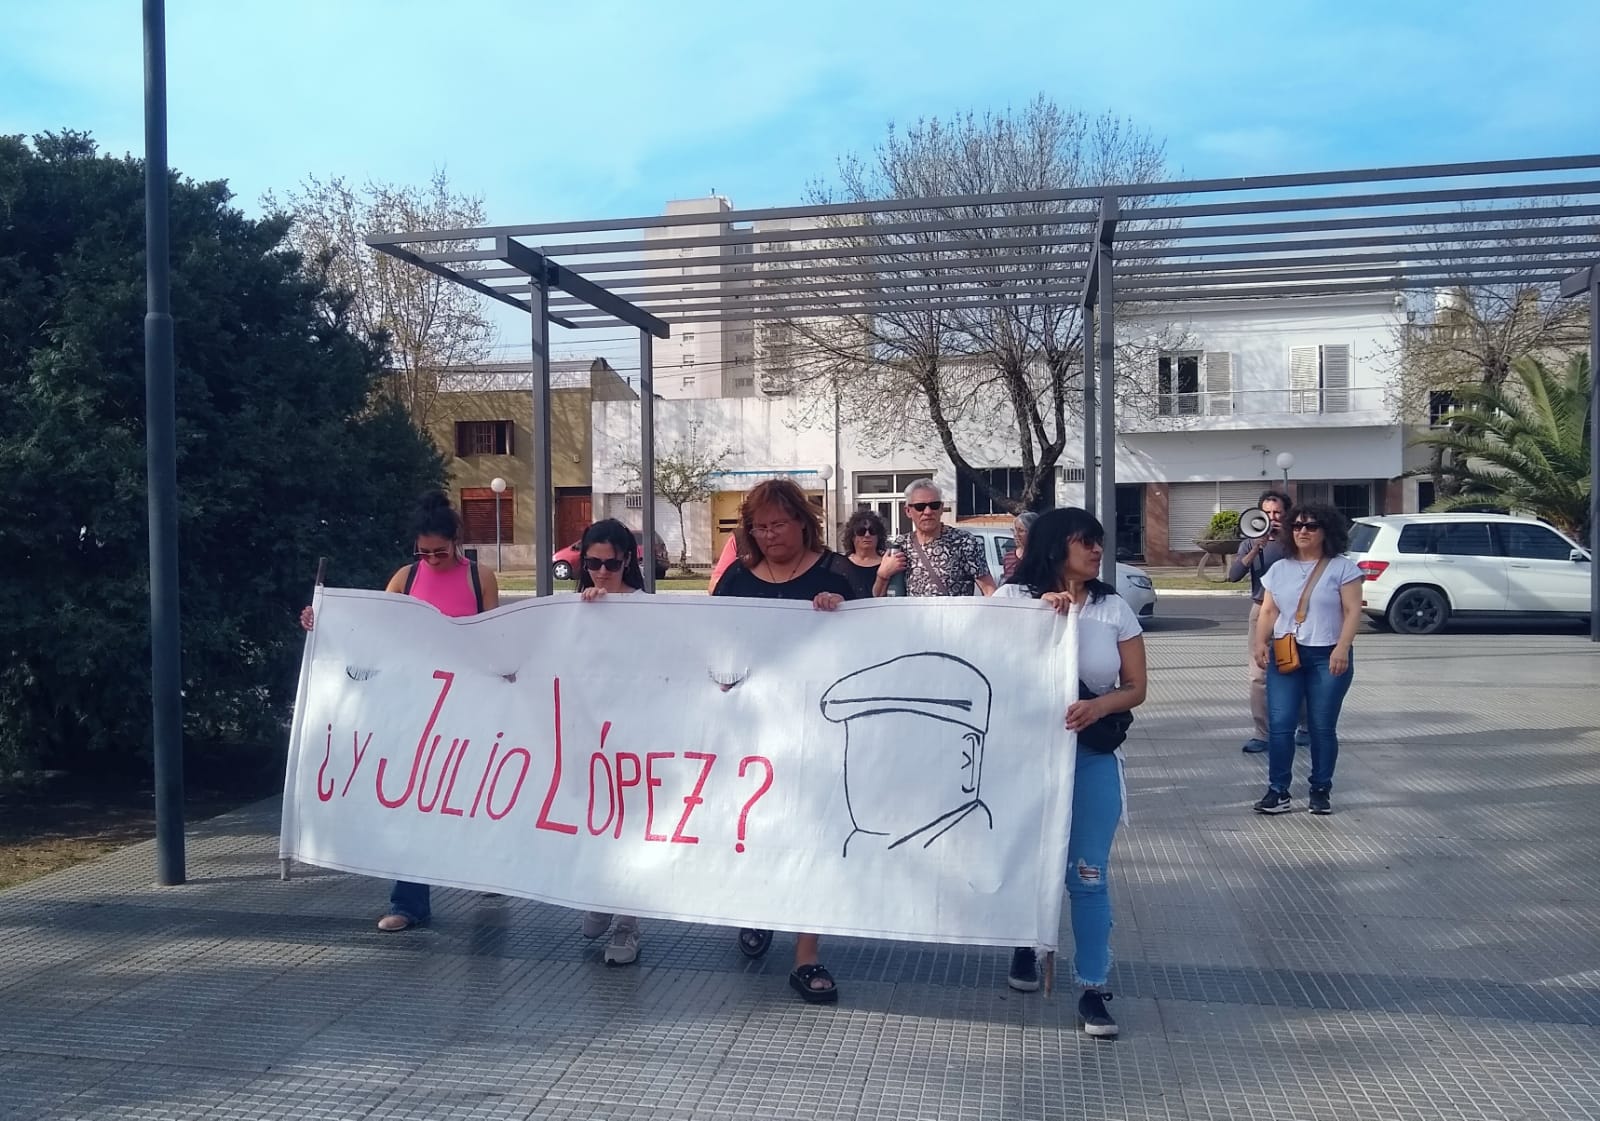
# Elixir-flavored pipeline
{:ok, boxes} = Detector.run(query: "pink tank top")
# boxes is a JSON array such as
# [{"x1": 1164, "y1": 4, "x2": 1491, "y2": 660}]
[{"x1": 408, "y1": 558, "x2": 480, "y2": 618}]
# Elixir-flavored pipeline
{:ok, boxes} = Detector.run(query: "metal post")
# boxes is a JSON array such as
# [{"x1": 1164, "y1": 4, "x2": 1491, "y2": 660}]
[
  {"x1": 639, "y1": 331, "x2": 657, "y2": 593},
  {"x1": 143, "y1": 0, "x2": 184, "y2": 886},
  {"x1": 1589, "y1": 274, "x2": 1599, "y2": 642},
  {"x1": 530, "y1": 272, "x2": 554, "y2": 597},
  {"x1": 1097, "y1": 196, "x2": 1120, "y2": 586},
  {"x1": 1083, "y1": 305, "x2": 1097, "y2": 518},
  {"x1": 494, "y1": 490, "x2": 503, "y2": 571}
]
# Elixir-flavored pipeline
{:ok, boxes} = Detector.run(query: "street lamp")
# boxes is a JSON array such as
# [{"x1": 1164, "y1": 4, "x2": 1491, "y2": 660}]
[
  {"x1": 490, "y1": 477, "x2": 507, "y2": 571},
  {"x1": 1275, "y1": 452, "x2": 1295, "y2": 486},
  {"x1": 816, "y1": 464, "x2": 835, "y2": 547}
]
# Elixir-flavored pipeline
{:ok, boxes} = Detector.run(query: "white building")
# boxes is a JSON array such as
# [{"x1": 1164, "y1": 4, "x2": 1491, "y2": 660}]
[{"x1": 596, "y1": 198, "x2": 1423, "y2": 567}]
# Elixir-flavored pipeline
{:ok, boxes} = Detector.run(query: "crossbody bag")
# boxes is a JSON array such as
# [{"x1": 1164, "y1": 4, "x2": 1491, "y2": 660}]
[
  {"x1": 1272, "y1": 557, "x2": 1330, "y2": 674},
  {"x1": 905, "y1": 534, "x2": 951, "y2": 596}
]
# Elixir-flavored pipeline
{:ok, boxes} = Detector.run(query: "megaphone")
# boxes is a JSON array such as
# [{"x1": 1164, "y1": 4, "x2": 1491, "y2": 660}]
[{"x1": 1239, "y1": 506, "x2": 1273, "y2": 539}]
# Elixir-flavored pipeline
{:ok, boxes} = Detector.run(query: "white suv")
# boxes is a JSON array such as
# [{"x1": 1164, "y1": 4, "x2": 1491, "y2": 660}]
[{"x1": 1347, "y1": 513, "x2": 1591, "y2": 634}]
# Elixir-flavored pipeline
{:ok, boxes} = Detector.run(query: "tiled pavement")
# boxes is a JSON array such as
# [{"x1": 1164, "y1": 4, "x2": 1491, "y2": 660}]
[{"x1": 3, "y1": 621, "x2": 1598, "y2": 1120}]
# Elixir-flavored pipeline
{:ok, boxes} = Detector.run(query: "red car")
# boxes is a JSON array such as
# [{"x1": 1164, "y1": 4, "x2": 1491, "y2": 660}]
[{"x1": 552, "y1": 529, "x2": 670, "y2": 581}]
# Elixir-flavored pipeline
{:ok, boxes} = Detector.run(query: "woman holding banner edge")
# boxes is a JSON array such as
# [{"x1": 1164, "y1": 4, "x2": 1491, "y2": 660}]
[
  {"x1": 572, "y1": 518, "x2": 650, "y2": 966},
  {"x1": 994, "y1": 507, "x2": 1147, "y2": 1038},
  {"x1": 299, "y1": 489, "x2": 498, "y2": 933},
  {"x1": 712, "y1": 478, "x2": 856, "y2": 1004}
]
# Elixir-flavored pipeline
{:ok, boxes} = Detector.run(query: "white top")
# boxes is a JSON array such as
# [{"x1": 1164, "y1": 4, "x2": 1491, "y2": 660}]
[
  {"x1": 1260, "y1": 554, "x2": 1364, "y2": 645},
  {"x1": 993, "y1": 585, "x2": 1143, "y2": 694}
]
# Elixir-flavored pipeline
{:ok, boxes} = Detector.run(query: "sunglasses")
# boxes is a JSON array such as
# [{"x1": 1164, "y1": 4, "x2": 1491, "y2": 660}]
[
  {"x1": 854, "y1": 528, "x2": 878, "y2": 536},
  {"x1": 1292, "y1": 521, "x2": 1323, "y2": 532},
  {"x1": 582, "y1": 556, "x2": 626, "y2": 572},
  {"x1": 414, "y1": 547, "x2": 453, "y2": 560},
  {"x1": 908, "y1": 501, "x2": 944, "y2": 512}
]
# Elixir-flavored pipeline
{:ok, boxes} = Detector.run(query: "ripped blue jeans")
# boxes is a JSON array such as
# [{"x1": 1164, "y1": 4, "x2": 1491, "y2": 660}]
[{"x1": 1067, "y1": 748, "x2": 1123, "y2": 988}]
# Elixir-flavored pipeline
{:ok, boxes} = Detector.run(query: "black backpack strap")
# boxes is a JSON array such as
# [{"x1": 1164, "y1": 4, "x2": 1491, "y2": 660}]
[
  {"x1": 402, "y1": 562, "x2": 419, "y2": 595},
  {"x1": 468, "y1": 560, "x2": 484, "y2": 613}
]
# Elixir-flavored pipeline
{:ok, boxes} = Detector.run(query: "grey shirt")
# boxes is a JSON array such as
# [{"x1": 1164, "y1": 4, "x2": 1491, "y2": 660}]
[{"x1": 1227, "y1": 536, "x2": 1288, "y2": 604}]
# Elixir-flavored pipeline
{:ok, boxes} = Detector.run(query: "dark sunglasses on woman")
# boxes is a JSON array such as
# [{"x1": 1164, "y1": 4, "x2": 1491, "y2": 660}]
[
  {"x1": 1292, "y1": 521, "x2": 1322, "y2": 531},
  {"x1": 582, "y1": 556, "x2": 626, "y2": 572}
]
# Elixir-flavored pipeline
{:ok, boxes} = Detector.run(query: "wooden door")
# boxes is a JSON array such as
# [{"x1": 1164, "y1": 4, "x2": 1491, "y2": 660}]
[
  {"x1": 711, "y1": 490, "x2": 747, "y2": 559},
  {"x1": 555, "y1": 494, "x2": 592, "y2": 551}
]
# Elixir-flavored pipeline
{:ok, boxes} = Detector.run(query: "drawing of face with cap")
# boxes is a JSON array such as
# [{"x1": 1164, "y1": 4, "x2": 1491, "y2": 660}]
[{"x1": 820, "y1": 652, "x2": 994, "y2": 856}]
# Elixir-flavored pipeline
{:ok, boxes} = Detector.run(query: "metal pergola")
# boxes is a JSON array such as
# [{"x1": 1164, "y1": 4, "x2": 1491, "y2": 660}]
[{"x1": 369, "y1": 154, "x2": 1600, "y2": 637}]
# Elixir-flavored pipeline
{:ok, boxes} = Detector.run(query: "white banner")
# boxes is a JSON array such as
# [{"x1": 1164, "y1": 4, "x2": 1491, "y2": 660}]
[{"x1": 280, "y1": 590, "x2": 1078, "y2": 948}]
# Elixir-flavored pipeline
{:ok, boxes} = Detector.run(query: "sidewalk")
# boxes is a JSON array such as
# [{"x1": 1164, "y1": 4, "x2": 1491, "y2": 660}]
[{"x1": 3, "y1": 625, "x2": 1598, "y2": 1120}]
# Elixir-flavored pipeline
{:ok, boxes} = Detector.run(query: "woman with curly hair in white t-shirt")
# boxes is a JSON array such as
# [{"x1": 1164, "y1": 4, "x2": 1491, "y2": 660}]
[{"x1": 993, "y1": 507, "x2": 1147, "y2": 1038}]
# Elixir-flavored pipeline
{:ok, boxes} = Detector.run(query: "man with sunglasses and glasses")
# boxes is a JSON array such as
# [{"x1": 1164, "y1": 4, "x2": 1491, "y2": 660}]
[{"x1": 874, "y1": 479, "x2": 996, "y2": 599}]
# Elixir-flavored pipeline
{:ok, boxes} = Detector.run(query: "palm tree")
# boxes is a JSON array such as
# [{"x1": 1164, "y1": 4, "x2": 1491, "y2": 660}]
[{"x1": 1413, "y1": 354, "x2": 1591, "y2": 537}]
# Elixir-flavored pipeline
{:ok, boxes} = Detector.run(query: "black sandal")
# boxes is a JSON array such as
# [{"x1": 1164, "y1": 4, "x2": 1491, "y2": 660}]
[
  {"x1": 737, "y1": 927, "x2": 773, "y2": 958},
  {"x1": 788, "y1": 962, "x2": 839, "y2": 1004}
]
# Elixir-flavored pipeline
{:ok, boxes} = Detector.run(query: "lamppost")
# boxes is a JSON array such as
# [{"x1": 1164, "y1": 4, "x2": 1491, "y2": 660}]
[
  {"x1": 816, "y1": 464, "x2": 835, "y2": 547},
  {"x1": 1276, "y1": 452, "x2": 1295, "y2": 487},
  {"x1": 490, "y1": 477, "x2": 507, "y2": 571}
]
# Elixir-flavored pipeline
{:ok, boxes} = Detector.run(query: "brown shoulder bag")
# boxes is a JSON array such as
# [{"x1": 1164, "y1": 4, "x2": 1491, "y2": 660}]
[{"x1": 1272, "y1": 557, "x2": 1329, "y2": 673}]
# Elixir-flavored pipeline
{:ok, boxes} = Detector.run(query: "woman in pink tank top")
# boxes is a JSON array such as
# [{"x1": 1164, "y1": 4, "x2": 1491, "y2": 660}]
[{"x1": 300, "y1": 490, "x2": 499, "y2": 933}]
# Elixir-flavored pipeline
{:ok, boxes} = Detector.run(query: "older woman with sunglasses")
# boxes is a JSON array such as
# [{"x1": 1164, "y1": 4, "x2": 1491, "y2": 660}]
[
  {"x1": 840, "y1": 508, "x2": 889, "y2": 599},
  {"x1": 1250, "y1": 503, "x2": 1364, "y2": 817},
  {"x1": 572, "y1": 519, "x2": 650, "y2": 966},
  {"x1": 713, "y1": 478, "x2": 856, "y2": 1004},
  {"x1": 299, "y1": 490, "x2": 499, "y2": 932}
]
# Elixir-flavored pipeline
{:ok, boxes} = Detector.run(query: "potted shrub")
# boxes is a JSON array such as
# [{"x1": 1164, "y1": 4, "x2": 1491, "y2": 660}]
[{"x1": 1195, "y1": 510, "x2": 1242, "y2": 575}]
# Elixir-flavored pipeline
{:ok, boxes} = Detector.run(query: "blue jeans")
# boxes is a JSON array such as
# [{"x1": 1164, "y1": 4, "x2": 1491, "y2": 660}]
[
  {"x1": 1266, "y1": 644, "x2": 1353, "y2": 793},
  {"x1": 388, "y1": 880, "x2": 430, "y2": 923},
  {"x1": 1067, "y1": 748, "x2": 1123, "y2": 988}
]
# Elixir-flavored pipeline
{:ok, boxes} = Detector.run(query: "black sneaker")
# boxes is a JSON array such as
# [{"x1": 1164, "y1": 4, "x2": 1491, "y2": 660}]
[
  {"x1": 1253, "y1": 788, "x2": 1292, "y2": 814},
  {"x1": 1007, "y1": 947, "x2": 1040, "y2": 992},
  {"x1": 1077, "y1": 989, "x2": 1118, "y2": 1037},
  {"x1": 1308, "y1": 788, "x2": 1332, "y2": 815}
]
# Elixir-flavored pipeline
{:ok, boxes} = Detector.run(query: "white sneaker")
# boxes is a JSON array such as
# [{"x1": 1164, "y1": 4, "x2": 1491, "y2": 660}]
[
  {"x1": 580, "y1": 911, "x2": 612, "y2": 939},
  {"x1": 603, "y1": 921, "x2": 640, "y2": 966}
]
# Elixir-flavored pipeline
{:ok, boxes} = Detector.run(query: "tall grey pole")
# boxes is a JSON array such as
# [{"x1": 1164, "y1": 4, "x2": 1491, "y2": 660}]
[
  {"x1": 530, "y1": 275, "x2": 554, "y2": 597},
  {"x1": 1097, "y1": 196, "x2": 1120, "y2": 586},
  {"x1": 639, "y1": 331, "x2": 657, "y2": 592},
  {"x1": 144, "y1": 0, "x2": 184, "y2": 885},
  {"x1": 1082, "y1": 306, "x2": 1097, "y2": 518},
  {"x1": 1589, "y1": 274, "x2": 1598, "y2": 642},
  {"x1": 494, "y1": 491, "x2": 502, "y2": 571}
]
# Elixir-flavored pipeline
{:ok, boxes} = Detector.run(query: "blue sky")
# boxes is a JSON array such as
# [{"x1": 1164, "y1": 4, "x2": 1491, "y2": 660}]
[{"x1": 5, "y1": 0, "x2": 1598, "y2": 354}]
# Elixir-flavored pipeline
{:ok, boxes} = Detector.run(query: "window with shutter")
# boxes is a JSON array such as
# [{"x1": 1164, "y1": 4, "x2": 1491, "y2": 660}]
[
  {"x1": 1321, "y1": 344, "x2": 1351, "y2": 413},
  {"x1": 1203, "y1": 352, "x2": 1233, "y2": 416},
  {"x1": 453, "y1": 421, "x2": 513, "y2": 457},
  {"x1": 459, "y1": 487, "x2": 514, "y2": 544},
  {"x1": 1289, "y1": 347, "x2": 1319, "y2": 413},
  {"x1": 1158, "y1": 353, "x2": 1201, "y2": 416}
]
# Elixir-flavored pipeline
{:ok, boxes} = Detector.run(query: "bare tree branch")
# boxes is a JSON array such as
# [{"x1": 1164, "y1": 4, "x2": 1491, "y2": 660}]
[{"x1": 263, "y1": 169, "x2": 496, "y2": 431}]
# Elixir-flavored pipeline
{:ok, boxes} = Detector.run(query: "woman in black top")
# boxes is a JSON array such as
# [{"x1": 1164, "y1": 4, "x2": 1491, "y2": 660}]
[
  {"x1": 712, "y1": 477, "x2": 854, "y2": 1003},
  {"x1": 837, "y1": 509, "x2": 888, "y2": 600}
]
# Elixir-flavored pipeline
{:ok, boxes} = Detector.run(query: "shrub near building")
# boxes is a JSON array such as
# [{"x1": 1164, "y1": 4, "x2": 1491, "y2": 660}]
[{"x1": 0, "y1": 133, "x2": 443, "y2": 780}]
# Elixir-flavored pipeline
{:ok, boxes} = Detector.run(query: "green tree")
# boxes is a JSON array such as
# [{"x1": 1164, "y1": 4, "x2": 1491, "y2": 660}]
[
  {"x1": 621, "y1": 439, "x2": 733, "y2": 572},
  {"x1": 0, "y1": 132, "x2": 444, "y2": 779},
  {"x1": 1412, "y1": 354, "x2": 1592, "y2": 537}
]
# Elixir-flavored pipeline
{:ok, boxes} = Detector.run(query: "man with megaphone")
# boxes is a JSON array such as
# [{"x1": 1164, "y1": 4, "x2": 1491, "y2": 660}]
[{"x1": 1227, "y1": 491, "x2": 1293, "y2": 753}]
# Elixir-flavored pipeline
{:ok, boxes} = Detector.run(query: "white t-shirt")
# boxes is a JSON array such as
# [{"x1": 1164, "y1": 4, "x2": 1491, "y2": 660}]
[
  {"x1": 993, "y1": 584, "x2": 1143, "y2": 694},
  {"x1": 1260, "y1": 554, "x2": 1364, "y2": 646}
]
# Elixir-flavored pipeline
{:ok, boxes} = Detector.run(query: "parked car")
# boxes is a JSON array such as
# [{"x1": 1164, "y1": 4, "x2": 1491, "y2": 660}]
[
  {"x1": 1347, "y1": 513, "x2": 1591, "y2": 635},
  {"x1": 552, "y1": 528, "x2": 670, "y2": 582},
  {"x1": 961, "y1": 525, "x2": 1158, "y2": 618}
]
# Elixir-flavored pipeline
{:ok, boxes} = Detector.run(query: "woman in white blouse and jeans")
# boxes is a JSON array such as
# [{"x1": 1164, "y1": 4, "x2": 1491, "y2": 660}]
[
  {"x1": 1250, "y1": 503, "x2": 1364, "y2": 816},
  {"x1": 994, "y1": 507, "x2": 1147, "y2": 1038}
]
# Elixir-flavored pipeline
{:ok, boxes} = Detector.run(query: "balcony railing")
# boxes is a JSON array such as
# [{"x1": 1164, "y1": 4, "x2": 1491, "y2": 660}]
[{"x1": 1145, "y1": 385, "x2": 1389, "y2": 420}]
